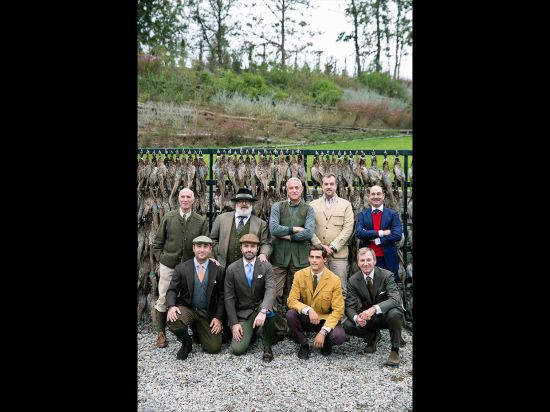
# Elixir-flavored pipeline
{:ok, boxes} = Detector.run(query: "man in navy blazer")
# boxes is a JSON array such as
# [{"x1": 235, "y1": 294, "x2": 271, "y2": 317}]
[{"x1": 355, "y1": 185, "x2": 403, "y2": 284}]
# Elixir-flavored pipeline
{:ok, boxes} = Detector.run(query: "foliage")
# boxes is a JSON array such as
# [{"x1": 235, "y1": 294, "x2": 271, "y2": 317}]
[
  {"x1": 137, "y1": 0, "x2": 187, "y2": 62},
  {"x1": 311, "y1": 79, "x2": 343, "y2": 106},
  {"x1": 358, "y1": 71, "x2": 408, "y2": 100}
]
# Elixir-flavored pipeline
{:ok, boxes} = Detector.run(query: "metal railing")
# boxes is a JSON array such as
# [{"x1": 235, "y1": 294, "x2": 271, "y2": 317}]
[{"x1": 138, "y1": 147, "x2": 412, "y2": 312}]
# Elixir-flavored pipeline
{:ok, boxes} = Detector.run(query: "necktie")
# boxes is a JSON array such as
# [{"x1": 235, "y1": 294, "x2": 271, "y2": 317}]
[
  {"x1": 312, "y1": 274, "x2": 318, "y2": 291},
  {"x1": 237, "y1": 216, "x2": 246, "y2": 232},
  {"x1": 246, "y1": 263, "x2": 253, "y2": 287},
  {"x1": 372, "y1": 209, "x2": 380, "y2": 214},
  {"x1": 367, "y1": 276, "x2": 374, "y2": 300},
  {"x1": 198, "y1": 263, "x2": 204, "y2": 283}
]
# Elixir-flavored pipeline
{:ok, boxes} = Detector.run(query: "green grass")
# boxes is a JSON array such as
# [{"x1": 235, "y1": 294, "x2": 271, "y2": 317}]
[{"x1": 293, "y1": 136, "x2": 411, "y2": 151}]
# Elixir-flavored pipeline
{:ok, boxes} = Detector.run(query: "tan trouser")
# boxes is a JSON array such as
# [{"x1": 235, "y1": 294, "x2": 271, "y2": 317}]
[
  {"x1": 327, "y1": 259, "x2": 350, "y2": 298},
  {"x1": 154, "y1": 262, "x2": 175, "y2": 312}
]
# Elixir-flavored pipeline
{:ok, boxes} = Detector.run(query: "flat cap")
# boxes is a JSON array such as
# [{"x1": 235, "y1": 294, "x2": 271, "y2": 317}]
[
  {"x1": 239, "y1": 233, "x2": 261, "y2": 244},
  {"x1": 192, "y1": 235, "x2": 213, "y2": 244}
]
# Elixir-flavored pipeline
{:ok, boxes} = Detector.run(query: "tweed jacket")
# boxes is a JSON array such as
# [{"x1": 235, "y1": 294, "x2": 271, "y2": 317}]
[
  {"x1": 152, "y1": 209, "x2": 209, "y2": 268},
  {"x1": 344, "y1": 266, "x2": 402, "y2": 321},
  {"x1": 165, "y1": 259, "x2": 225, "y2": 322},
  {"x1": 287, "y1": 266, "x2": 344, "y2": 329},
  {"x1": 210, "y1": 212, "x2": 272, "y2": 268},
  {"x1": 309, "y1": 194, "x2": 355, "y2": 260},
  {"x1": 354, "y1": 207, "x2": 403, "y2": 278},
  {"x1": 224, "y1": 259, "x2": 275, "y2": 326}
]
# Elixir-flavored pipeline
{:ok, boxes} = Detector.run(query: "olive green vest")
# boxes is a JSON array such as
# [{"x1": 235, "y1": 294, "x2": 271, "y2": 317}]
[
  {"x1": 271, "y1": 201, "x2": 310, "y2": 268},
  {"x1": 226, "y1": 216, "x2": 251, "y2": 266}
]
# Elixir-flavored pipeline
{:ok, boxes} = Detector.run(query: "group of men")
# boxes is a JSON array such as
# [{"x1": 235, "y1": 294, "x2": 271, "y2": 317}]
[{"x1": 151, "y1": 173, "x2": 405, "y2": 366}]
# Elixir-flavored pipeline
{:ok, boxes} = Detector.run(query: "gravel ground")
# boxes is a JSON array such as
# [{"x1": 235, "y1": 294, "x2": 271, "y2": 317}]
[{"x1": 138, "y1": 323, "x2": 413, "y2": 412}]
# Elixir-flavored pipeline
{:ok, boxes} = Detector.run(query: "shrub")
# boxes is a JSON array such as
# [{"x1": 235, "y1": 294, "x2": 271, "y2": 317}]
[
  {"x1": 138, "y1": 54, "x2": 162, "y2": 75},
  {"x1": 311, "y1": 79, "x2": 342, "y2": 106},
  {"x1": 358, "y1": 72, "x2": 408, "y2": 101}
]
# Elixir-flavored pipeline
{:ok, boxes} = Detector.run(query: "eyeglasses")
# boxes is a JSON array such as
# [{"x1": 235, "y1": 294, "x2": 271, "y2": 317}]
[{"x1": 237, "y1": 200, "x2": 251, "y2": 204}]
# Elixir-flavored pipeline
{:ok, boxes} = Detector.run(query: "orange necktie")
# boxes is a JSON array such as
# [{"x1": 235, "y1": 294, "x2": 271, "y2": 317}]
[{"x1": 198, "y1": 263, "x2": 204, "y2": 283}]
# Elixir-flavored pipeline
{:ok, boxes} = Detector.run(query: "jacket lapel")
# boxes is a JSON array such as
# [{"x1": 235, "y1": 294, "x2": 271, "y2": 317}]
[
  {"x1": 185, "y1": 260, "x2": 195, "y2": 294},
  {"x1": 206, "y1": 263, "x2": 216, "y2": 301},
  {"x1": 372, "y1": 267, "x2": 384, "y2": 301},
  {"x1": 221, "y1": 213, "x2": 234, "y2": 252},
  {"x1": 321, "y1": 199, "x2": 332, "y2": 220},
  {"x1": 251, "y1": 260, "x2": 261, "y2": 294},
  {"x1": 366, "y1": 208, "x2": 373, "y2": 228},
  {"x1": 249, "y1": 215, "x2": 258, "y2": 234},
  {"x1": 312, "y1": 268, "x2": 328, "y2": 300},
  {"x1": 356, "y1": 272, "x2": 371, "y2": 303},
  {"x1": 380, "y1": 209, "x2": 389, "y2": 229}
]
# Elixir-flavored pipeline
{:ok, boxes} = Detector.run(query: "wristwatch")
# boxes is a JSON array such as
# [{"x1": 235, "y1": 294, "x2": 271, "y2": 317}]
[
  {"x1": 330, "y1": 245, "x2": 337, "y2": 252},
  {"x1": 260, "y1": 308, "x2": 267, "y2": 314}
]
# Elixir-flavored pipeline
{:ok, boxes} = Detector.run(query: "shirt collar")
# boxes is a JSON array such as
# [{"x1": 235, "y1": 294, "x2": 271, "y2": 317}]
[
  {"x1": 180, "y1": 208, "x2": 191, "y2": 219},
  {"x1": 287, "y1": 198, "x2": 303, "y2": 206},
  {"x1": 371, "y1": 205, "x2": 384, "y2": 213},
  {"x1": 235, "y1": 212, "x2": 251, "y2": 220},
  {"x1": 323, "y1": 194, "x2": 337, "y2": 203},
  {"x1": 311, "y1": 268, "x2": 324, "y2": 279},
  {"x1": 243, "y1": 257, "x2": 257, "y2": 267},
  {"x1": 362, "y1": 269, "x2": 375, "y2": 280},
  {"x1": 194, "y1": 258, "x2": 209, "y2": 271}
]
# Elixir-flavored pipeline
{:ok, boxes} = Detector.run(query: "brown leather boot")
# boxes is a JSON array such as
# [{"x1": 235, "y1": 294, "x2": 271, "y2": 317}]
[
  {"x1": 156, "y1": 331, "x2": 168, "y2": 348},
  {"x1": 156, "y1": 310, "x2": 168, "y2": 348},
  {"x1": 385, "y1": 350, "x2": 400, "y2": 366}
]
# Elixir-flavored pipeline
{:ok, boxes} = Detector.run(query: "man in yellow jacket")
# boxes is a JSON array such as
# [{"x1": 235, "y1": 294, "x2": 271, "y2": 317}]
[{"x1": 286, "y1": 245, "x2": 346, "y2": 359}]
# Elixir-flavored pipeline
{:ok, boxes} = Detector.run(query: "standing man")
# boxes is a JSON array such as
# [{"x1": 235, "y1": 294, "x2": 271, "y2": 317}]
[
  {"x1": 309, "y1": 173, "x2": 354, "y2": 297},
  {"x1": 269, "y1": 177, "x2": 315, "y2": 340},
  {"x1": 224, "y1": 234, "x2": 276, "y2": 362},
  {"x1": 152, "y1": 188, "x2": 209, "y2": 349},
  {"x1": 210, "y1": 188, "x2": 272, "y2": 268},
  {"x1": 165, "y1": 236, "x2": 225, "y2": 360},
  {"x1": 343, "y1": 247, "x2": 404, "y2": 366},
  {"x1": 286, "y1": 245, "x2": 346, "y2": 359},
  {"x1": 355, "y1": 185, "x2": 403, "y2": 285}
]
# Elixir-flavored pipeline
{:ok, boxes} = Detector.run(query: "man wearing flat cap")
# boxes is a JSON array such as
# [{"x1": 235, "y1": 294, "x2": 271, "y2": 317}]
[
  {"x1": 152, "y1": 188, "x2": 209, "y2": 349},
  {"x1": 224, "y1": 233, "x2": 276, "y2": 362},
  {"x1": 210, "y1": 187, "x2": 272, "y2": 269},
  {"x1": 165, "y1": 236, "x2": 226, "y2": 361}
]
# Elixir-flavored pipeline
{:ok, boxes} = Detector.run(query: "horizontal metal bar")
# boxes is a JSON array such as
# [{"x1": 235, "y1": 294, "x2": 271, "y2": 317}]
[{"x1": 137, "y1": 148, "x2": 413, "y2": 156}]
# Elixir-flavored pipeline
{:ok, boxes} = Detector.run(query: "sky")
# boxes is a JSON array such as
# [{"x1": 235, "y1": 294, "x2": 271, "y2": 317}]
[
  {"x1": 240, "y1": 0, "x2": 412, "y2": 80},
  {"x1": 308, "y1": 0, "x2": 412, "y2": 80}
]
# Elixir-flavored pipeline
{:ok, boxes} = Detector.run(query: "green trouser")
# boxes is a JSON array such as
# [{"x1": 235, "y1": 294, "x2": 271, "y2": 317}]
[
  {"x1": 230, "y1": 307, "x2": 274, "y2": 356},
  {"x1": 167, "y1": 306, "x2": 222, "y2": 354}
]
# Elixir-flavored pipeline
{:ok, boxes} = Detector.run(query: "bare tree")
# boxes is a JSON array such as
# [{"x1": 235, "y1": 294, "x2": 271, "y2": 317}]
[
  {"x1": 247, "y1": 0, "x2": 316, "y2": 68},
  {"x1": 393, "y1": 0, "x2": 412, "y2": 79},
  {"x1": 337, "y1": 0, "x2": 371, "y2": 77},
  {"x1": 190, "y1": 0, "x2": 240, "y2": 69}
]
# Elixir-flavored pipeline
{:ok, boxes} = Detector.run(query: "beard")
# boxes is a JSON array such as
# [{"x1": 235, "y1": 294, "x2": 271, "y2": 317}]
[{"x1": 236, "y1": 205, "x2": 250, "y2": 216}]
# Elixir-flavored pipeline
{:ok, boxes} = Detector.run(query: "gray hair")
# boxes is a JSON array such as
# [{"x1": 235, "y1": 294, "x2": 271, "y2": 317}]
[
  {"x1": 179, "y1": 188, "x2": 195, "y2": 198},
  {"x1": 357, "y1": 247, "x2": 376, "y2": 262},
  {"x1": 286, "y1": 177, "x2": 303, "y2": 188}
]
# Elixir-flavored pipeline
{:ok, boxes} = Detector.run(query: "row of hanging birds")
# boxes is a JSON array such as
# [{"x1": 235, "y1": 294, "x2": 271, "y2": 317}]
[{"x1": 137, "y1": 149, "x2": 413, "y2": 325}]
